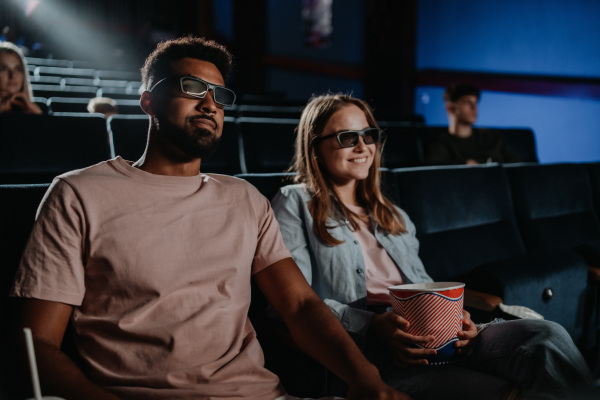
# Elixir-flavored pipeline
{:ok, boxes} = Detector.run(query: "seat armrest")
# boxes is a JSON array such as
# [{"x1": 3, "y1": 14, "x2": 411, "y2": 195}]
[{"x1": 464, "y1": 288, "x2": 503, "y2": 312}]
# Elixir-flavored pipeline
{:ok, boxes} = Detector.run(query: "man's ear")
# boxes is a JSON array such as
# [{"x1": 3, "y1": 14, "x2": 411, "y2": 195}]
[
  {"x1": 445, "y1": 102, "x2": 456, "y2": 115},
  {"x1": 140, "y1": 91, "x2": 154, "y2": 116}
]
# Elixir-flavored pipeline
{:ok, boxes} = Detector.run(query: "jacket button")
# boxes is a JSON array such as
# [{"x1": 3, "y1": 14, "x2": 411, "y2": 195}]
[
  {"x1": 353, "y1": 240, "x2": 359, "y2": 244},
  {"x1": 356, "y1": 268, "x2": 363, "y2": 274}
]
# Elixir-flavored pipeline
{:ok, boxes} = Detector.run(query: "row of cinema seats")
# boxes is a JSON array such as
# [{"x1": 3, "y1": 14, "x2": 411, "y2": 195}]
[
  {"x1": 242, "y1": 162, "x2": 600, "y2": 395},
  {"x1": 0, "y1": 113, "x2": 539, "y2": 183},
  {"x1": 32, "y1": 97, "x2": 309, "y2": 118},
  {"x1": 1, "y1": 162, "x2": 599, "y2": 397}
]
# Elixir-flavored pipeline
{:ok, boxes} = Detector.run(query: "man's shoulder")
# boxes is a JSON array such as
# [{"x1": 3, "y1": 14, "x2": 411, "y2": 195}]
[
  {"x1": 204, "y1": 173, "x2": 265, "y2": 198},
  {"x1": 56, "y1": 158, "x2": 119, "y2": 184}
]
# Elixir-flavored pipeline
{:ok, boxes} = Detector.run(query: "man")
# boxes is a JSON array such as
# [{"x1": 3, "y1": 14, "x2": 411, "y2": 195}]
[
  {"x1": 6, "y1": 36, "x2": 408, "y2": 400},
  {"x1": 425, "y1": 83, "x2": 520, "y2": 165}
]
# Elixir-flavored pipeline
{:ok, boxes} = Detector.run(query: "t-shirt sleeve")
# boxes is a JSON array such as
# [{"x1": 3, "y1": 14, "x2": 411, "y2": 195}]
[
  {"x1": 250, "y1": 190, "x2": 292, "y2": 275},
  {"x1": 10, "y1": 178, "x2": 87, "y2": 306}
]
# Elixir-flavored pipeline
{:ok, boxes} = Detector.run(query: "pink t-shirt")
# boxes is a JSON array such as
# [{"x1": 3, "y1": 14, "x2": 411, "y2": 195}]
[
  {"x1": 345, "y1": 204, "x2": 404, "y2": 305},
  {"x1": 11, "y1": 157, "x2": 291, "y2": 400}
]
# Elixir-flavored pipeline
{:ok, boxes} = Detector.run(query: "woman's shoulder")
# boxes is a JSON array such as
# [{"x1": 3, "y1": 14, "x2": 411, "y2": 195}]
[
  {"x1": 272, "y1": 183, "x2": 312, "y2": 210},
  {"x1": 277, "y1": 183, "x2": 311, "y2": 199}
]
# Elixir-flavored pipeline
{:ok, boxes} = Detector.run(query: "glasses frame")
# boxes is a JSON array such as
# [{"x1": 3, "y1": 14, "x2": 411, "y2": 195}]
[
  {"x1": 317, "y1": 127, "x2": 383, "y2": 148},
  {"x1": 149, "y1": 75, "x2": 236, "y2": 107}
]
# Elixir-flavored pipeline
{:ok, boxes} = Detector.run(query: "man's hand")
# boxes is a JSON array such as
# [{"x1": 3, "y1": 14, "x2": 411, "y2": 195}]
[
  {"x1": 369, "y1": 311, "x2": 436, "y2": 367},
  {"x1": 455, "y1": 309, "x2": 478, "y2": 356}
]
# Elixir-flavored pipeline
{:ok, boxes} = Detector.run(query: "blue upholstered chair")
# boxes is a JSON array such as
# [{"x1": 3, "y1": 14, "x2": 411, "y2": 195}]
[
  {"x1": 390, "y1": 164, "x2": 590, "y2": 344},
  {"x1": 505, "y1": 163, "x2": 600, "y2": 267},
  {"x1": 505, "y1": 162, "x2": 600, "y2": 373},
  {"x1": 237, "y1": 117, "x2": 299, "y2": 173},
  {"x1": 0, "y1": 114, "x2": 111, "y2": 184}
]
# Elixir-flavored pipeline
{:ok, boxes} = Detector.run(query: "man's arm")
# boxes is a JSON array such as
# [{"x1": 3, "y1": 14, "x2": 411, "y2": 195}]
[
  {"x1": 6, "y1": 298, "x2": 121, "y2": 400},
  {"x1": 254, "y1": 257, "x2": 411, "y2": 400}
]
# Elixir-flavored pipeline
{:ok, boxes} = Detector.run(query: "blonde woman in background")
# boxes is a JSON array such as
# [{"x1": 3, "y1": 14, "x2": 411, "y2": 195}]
[{"x1": 0, "y1": 41, "x2": 41, "y2": 114}]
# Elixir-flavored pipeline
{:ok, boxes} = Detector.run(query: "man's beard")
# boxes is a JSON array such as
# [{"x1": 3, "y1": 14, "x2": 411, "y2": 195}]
[{"x1": 158, "y1": 116, "x2": 221, "y2": 159}]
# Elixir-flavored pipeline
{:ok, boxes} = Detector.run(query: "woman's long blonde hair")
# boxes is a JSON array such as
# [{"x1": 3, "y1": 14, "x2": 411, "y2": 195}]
[
  {"x1": 290, "y1": 93, "x2": 406, "y2": 246},
  {"x1": 0, "y1": 42, "x2": 35, "y2": 100}
]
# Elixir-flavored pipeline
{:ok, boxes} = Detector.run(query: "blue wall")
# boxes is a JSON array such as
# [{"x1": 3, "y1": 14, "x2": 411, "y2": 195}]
[
  {"x1": 417, "y1": 0, "x2": 600, "y2": 163},
  {"x1": 214, "y1": 0, "x2": 600, "y2": 163},
  {"x1": 417, "y1": 0, "x2": 600, "y2": 77}
]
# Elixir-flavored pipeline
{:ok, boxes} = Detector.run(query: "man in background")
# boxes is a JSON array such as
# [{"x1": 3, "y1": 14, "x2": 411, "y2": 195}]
[{"x1": 425, "y1": 83, "x2": 520, "y2": 165}]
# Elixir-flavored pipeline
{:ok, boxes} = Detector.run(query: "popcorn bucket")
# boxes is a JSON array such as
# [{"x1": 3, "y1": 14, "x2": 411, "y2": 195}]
[{"x1": 388, "y1": 282, "x2": 465, "y2": 365}]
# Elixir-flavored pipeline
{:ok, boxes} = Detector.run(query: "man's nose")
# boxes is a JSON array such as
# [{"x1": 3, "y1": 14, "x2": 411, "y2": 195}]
[{"x1": 196, "y1": 89, "x2": 219, "y2": 111}]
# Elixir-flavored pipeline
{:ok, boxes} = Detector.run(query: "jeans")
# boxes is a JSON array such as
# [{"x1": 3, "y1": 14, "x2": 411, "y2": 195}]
[{"x1": 366, "y1": 319, "x2": 594, "y2": 400}]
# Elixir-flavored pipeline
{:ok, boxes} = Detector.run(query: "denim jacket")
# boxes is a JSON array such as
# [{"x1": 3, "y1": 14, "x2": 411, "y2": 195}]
[{"x1": 271, "y1": 184, "x2": 432, "y2": 340}]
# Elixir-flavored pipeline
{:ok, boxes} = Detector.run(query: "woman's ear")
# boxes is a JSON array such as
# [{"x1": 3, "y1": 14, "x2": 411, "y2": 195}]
[{"x1": 139, "y1": 91, "x2": 154, "y2": 116}]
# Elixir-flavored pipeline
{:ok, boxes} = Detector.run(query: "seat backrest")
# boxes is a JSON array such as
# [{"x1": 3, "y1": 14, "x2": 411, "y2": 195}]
[
  {"x1": 236, "y1": 105, "x2": 303, "y2": 119},
  {"x1": 97, "y1": 86, "x2": 141, "y2": 100},
  {"x1": 0, "y1": 184, "x2": 50, "y2": 320},
  {"x1": 505, "y1": 163, "x2": 600, "y2": 255},
  {"x1": 378, "y1": 123, "x2": 423, "y2": 169},
  {"x1": 480, "y1": 127, "x2": 538, "y2": 163},
  {"x1": 47, "y1": 97, "x2": 90, "y2": 113},
  {"x1": 234, "y1": 172, "x2": 298, "y2": 201},
  {"x1": 34, "y1": 65, "x2": 96, "y2": 79},
  {"x1": 392, "y1": 164, "x2": 526, "y2": 281},
  {"x1": 49, "y1": 97, "x2": 144, "y2": 115},
  {"x1": 419, "y1": 126, "x2": 538, "y2": 164},
  {"x1": 586, "y1": 162, "x2": 600, "y2": 218},
  {"x1": 32, "y1": 84, "x2": 99, "y2": 99},
  {"x1": 0, "y1": 114, "x2": 111, "y2": 184},
  {"x1": 238, "y1": 117, "x2": 299, "y2": 173},
  {"x1": 107, "y1": 114, "x2": 148, "y2": 160}
]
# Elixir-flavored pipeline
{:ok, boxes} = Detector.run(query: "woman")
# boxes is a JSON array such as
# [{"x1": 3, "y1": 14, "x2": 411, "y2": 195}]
[
  {"x1": 271, "y1": 94, "x2": 594, "y2": 399},
  {"x1": 0, "y1": 41, "x2": 42, "y2": 114}
]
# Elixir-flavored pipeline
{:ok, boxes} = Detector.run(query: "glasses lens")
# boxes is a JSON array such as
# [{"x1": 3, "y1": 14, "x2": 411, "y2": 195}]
[
  {"x1": 181, "y1": 78, "x2": 208, "y2": 96},
  {"x1": 363, "y1": 128, "x2": 380, "y2": 144},
  {"x1": 338, "y1": 131, "x2": 359, "y2": 147},
  {"x1": 213, "y1": 87, "x2": 236, "y2": 106}
]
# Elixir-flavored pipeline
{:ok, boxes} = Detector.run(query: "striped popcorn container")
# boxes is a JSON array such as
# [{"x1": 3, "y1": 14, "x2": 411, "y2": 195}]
[{"x1": 388, "y1": 282, "x2": 465, "y2": 365}]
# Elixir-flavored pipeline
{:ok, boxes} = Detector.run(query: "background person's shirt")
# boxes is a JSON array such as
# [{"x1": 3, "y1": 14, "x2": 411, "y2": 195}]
[
  {"x1": 425, "y1": 129, "x2": 521, "y2": 165},
  {"x1": 11, "y1": 157, "x2": 291, "y2": 400}
]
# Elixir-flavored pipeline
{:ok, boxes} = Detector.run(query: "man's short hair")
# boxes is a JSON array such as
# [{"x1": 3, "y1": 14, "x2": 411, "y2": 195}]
[
  {"x1": 141, "y1": 35, "x2": 234, "y2": 91},
  {"x1": 443, "y1": 83, "x2": 481, "y2": 103}
]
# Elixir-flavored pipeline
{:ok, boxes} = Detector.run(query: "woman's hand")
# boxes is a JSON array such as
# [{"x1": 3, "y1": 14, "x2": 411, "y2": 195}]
[
  {"x1": 369, "y1": 311, "x2": 436, "y2": 367},
  {"x1": 1, "y1": 91, "x2": 42, "y2": 114},
  {"x1": 455, "y1": 309, "x2": 478, "y2": 356}
]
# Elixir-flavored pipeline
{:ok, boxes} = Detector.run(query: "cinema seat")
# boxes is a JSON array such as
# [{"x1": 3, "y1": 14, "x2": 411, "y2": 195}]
[
  {"x1": 378, "y1": 123, "x2": 423, "y2": 168},
  {"x1": 31, "y1": 84, "x2": 99, "y2": 99},
  {"x1": 505, "y1": 163, "x2": 600, "y2": 266},
  {"x1": 0, "y1": 184, "x2": 50, "y2": 321},
  {"x1": 238, "y1": 117, "x2": 299, "y2": 173},
  {"x1": 0, "y1": 114, "x2": 111, "y2": 184},
  {"x1": 391, "y1": 164, "x2": 589, "y2": 341},
  {"x1": 419, "y1": 126, "x2": 539, "y2": 165},
  {"x1": 586, "y1": 162, "x2": 600, "y2": 219}
]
